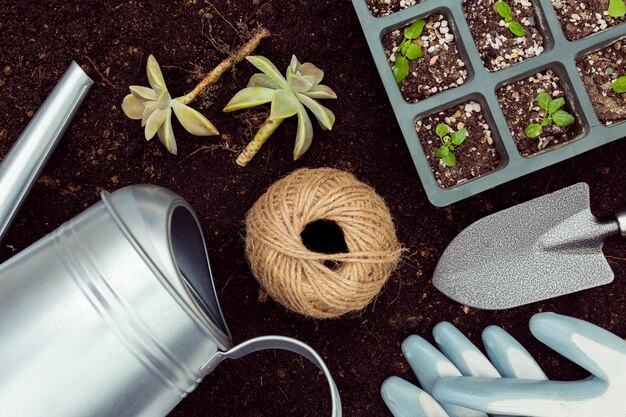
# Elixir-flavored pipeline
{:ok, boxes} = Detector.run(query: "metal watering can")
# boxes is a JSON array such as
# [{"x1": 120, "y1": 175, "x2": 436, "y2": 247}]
[{"x1": 0, "y1": 63, "x2": 341, "y2": 416}]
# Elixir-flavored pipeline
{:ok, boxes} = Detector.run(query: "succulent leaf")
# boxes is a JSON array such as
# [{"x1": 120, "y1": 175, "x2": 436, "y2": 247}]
[
  {"x1": 172, "y1": 100, "x2": 219, "y2": 136},
  {"x1": 122, "y1": 94, "x2": 145, "y2": 120},
  {"x1": 141, "y1": 100, "x2": 159, "y2": 127},
  {"x1": 157, "y1": 108, "x2": 177, "y2": 155},
  {"x1": 302, "y1": 84, "x2": 337, "y2": 100},
  {"x1": 130, "y1": 86, "x2": 157, "y2": 101},
  {"x1": 296, "y1": 93, "x2": 335, "y2": 131},
  {"x1": 289, "y1": 55, "x2": 301, "y2": 73},
  {"x1": 300, "y1": 62, "x2": 324, "y2": 85},
  {"x1": 246, "y1": 56, "x2": 289, "y2": 90},
  {"x1": 247, "y1": 73, "x2": 280, "y2": 89},
  {"x1": 270, "y1": 89, "x2": 300, "y2": 120},
  {"x1": 293, "y1": 104, "x2": 314, "y2": 160},
  {"x1": 287, "y1": 67, "x2": 314, "y2": 93},
  {"x1": 145, "y1": 108, "x2": 167, "y2": 141},
  {"x1": 157, "y1": 88, "x2": 171, "y2": 109},
  {"x1": 146, "y1": 55, "x2": 167, "y2": 91},
  {"x1": 223, "y1": 87, "x2": 275, "y2": 112}
]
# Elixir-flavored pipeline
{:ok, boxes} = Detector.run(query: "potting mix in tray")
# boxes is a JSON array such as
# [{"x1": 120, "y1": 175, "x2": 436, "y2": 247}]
[{"x1": 0, "y1": 0, "x2": 624, "y2": 416}]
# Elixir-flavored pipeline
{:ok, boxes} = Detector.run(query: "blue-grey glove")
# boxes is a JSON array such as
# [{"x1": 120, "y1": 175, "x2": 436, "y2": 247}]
[
  {"x1": 382, "y1": 320, "x2": 546, "y2": 417},
  {"x1": 433, "y1": 313, "x2": 626, "y2": 417},
  {"x1": 382, "y1": 313, "x2": 626, "y2": 417}
]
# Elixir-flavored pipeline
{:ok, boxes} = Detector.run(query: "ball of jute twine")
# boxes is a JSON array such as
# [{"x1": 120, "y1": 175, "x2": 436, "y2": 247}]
[{"x1": 245, "y1": 168, "x2": 402, "y2": 319}]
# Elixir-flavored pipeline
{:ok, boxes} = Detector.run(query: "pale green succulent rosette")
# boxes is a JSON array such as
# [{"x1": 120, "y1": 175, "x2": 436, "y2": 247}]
[
  {"x1": 223, "y1": 55, "x2": 337, "y2": 166},
  {"x1": 122, "y1": 55, "x2": 219, "y2": 155}
]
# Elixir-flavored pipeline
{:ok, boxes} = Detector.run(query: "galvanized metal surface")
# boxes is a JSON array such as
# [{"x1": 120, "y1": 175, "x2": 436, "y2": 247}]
[
  {"x1": 0, "y1": 62, "x2": 93, "y2": 241},
  {"x1": 352, "y1": 0, "x2": 626, "y2": 206},
  {"x1": 0, "y1": 184, "x2": 342, "y2": 416},
  {"x1": 432, "y1": 183, "x2": 623, "y2": 309}
]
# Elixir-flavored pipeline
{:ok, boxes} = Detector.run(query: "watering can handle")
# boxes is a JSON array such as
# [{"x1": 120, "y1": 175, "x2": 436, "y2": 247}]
[{"x1": 200, "y1": 335, "x2": 342, "y2": 417}]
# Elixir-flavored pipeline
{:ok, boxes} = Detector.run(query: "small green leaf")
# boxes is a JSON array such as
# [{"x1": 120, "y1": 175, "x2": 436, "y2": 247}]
[
  {"x1": 434, "y1": 145, "x2": 450, "y2": 158},
  {"x1": 541, "y1": 117, "x2": 552, "y2": 127},
  {"x1": 548, "y1": 97, "x2": 565, "y2": 114},
  {"x1": 537, "y1": 92, "x2": 552, "y2": 111},
  {"x1": 269, "y1": 89, "x2": 300, "y2": 120},
  {"x1": 405, "y1": 43, "x2": 423, "y2": 60},
  {"x1": 122, "y1": 94, "x2": 145, "y2": 120},
  {"x1": 496, "y1": 1, "x2": 512, "y2": 18},
  {"x1": 525, "y1": 123, "x2": 543, "y2": 138},
  {"x1": 508, "y1": 21, "x2": 525, "y2": 37},
  {"x1": 435, "y1": 123, "x2": 449, "y2": 138},
  {"x1": 393, "y1": 56, "x2": 410, "y2": 83},
  {"x1": 451, "y1": 128, "x2": 467, "y2": 145},
  {"x1": 613, "y1": 75, "x2": 626, "y2": 93},
  {"x1": 245, "y1": 56, "x2": 290, "y2": 90},
  {"x1": 441, "y1": 152, "x2": 457, "y2": 167},
  {"x1": 223, "y1": 87, "x2": 275, "y2": 112},
  {"x1": 552, "y1": 110, "x2": 575, "y2": 127},
  {"x1": 608, "y1": 0, "x2": 626, "y2": 17},
  {"x1": 293, "y1": 105, "x2": 314, "y2": 160},
  {"x1": 404, "y1": 20, "x2": 425, "y2": 40},
  {"x1": 400, "y1": 39, "x2": 410, "y2": 56}
]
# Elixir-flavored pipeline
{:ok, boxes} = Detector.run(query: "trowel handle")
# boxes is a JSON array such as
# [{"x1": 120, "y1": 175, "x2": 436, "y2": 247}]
[
  {"x1": 200, "y1": 335, "x2": 342, "y2": 417},
  {"x1": 616, "y1": 206, "x2": 626, "y2": 238},
  {"x1": 0, "y1": 62, "x2": 93, "y2": 243}
]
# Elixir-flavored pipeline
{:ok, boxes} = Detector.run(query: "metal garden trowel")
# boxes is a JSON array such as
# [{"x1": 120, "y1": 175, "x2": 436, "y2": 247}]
[{"x1": 433, "y1": 183, "x2": 626, "y2": 310}]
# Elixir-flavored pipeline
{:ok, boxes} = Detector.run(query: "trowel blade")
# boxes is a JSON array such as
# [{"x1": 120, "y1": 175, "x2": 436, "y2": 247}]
[{"x1": 433, "y1": 183, "x2": 617, "y2": 310}]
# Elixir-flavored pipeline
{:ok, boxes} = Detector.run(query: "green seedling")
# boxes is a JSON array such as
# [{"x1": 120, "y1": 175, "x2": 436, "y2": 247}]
[
  {"x1": 393, "y1": 19, "x2": 425, "y2": 83},
  {"x1": 613, "y1": 75, "x2": 626, "y2": 93},
  {"x1": 223, "y1": 55, "x2": 337, "y2": 166},
  {"x1": 608, "y1": 0, "x2": 626, "y2": 17},
  {"x1": 496, "y1": 1, "x2": 525, "y2": 37},
  {"x1": 525, "y1": 92, "x2": 575, "y2": 138},
  {"x1": 434, "y1": 123, "x2": 467, "y2": 167}
]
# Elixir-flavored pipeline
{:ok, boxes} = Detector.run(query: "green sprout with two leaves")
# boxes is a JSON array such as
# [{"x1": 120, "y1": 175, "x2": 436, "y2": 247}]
[
  {"x1": 524, "y1": 92, "x2": 575, "y2": 138},
  {"x1": 434, "y1": 123, "x2": 467, "y2": 167},
  {"x1": 613, "y1": 75, "x2": 626, "y2": 93},
  {"x1": 223, "y1": 55, "x2": 337, "y2": 166},
  {"x1": 608, "y1": 0, "x2": 626, "y2": 17},
  {"x1": 496, "y1": 1, "x2": 525, "y2": 37},
  {"x1": 393, "y1": 19, "x2": 425, "y2": 83}
]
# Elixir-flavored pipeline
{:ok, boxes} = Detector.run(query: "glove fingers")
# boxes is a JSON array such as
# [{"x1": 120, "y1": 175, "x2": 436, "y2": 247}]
[
  {"x1": 482, "y1": 325, "x2": 547, "y2": 380},
  {"x1": 433, "y1": 377, "x2": 605, "y2": 417},
  {"x1": 381, "y1": 376, "x2": 450, "y2": 417},
  {"x1": 530, "y1": 313, "x2": 626, "y2": 382},
  {"x1": 433, "y1": 322, "x2": 500, "y2": 378},
  {"x1": 402, "y1": 335, "x2": 488, "y2": 417}
]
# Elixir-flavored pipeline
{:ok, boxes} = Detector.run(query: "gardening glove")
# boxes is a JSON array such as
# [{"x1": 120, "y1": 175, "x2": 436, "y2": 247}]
[
  {"x1": 433, "y1": 313, "x2": 626, "y2": 417},
  {"x1": 382, "y1": 320, "x2": 547, "y2": 417}
]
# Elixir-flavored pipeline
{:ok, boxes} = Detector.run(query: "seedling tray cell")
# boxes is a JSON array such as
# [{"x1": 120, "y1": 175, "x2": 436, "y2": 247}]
[{"x1": 352, "y1": 0, "x2": 626, "y2": 207}]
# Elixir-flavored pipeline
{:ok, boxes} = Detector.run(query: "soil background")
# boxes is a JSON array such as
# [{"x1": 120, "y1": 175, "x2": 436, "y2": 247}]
[{"x1": 0, "y1": 1, "x2": 624, "y2": 416}]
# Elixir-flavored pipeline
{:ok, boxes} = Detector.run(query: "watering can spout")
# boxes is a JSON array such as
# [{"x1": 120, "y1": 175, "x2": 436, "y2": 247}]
[{"x1": 0, "y1": 61, "x2": 93, "y2": 243}]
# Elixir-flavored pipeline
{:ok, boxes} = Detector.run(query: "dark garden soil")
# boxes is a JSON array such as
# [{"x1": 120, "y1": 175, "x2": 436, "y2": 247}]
[
  {"x1": 367, "y1": 0, "x2": 420, "y2": 17},
  {"x1": 551, "y1": 0, "x2": 625, "y2": 41},
  {"x1": 0, "y1": 2, "x2": 624, "y2": 417},
  {"x1": 463, "y1": 0, "x2": 545, "y2": 72},
  {"x1": 497, "y1": 69, "x2": 580, "y2": 156},
  {"x1": 383, "y1": 15, "x2": 469, "y2": 103},
  {"x1": 576, "y1": 37, "x2": 626, "y2": 125},
  {"x1": 416, "y1": 101, "x2": 501, "y2": 188}
]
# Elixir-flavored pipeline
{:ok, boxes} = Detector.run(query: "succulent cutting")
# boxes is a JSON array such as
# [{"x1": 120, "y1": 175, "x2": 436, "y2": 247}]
[
  {"x1": 122, "y1": 55, "x2": 219, "y2": 155},
  {"x1": 223, "y1": 55, "x2": 337, "y2": 166}
]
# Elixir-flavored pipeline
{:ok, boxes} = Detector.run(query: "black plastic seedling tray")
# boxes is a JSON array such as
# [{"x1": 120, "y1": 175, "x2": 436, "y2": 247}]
[{"x1": 352, "y1": 0, "x2": 626, "y2": 207}]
